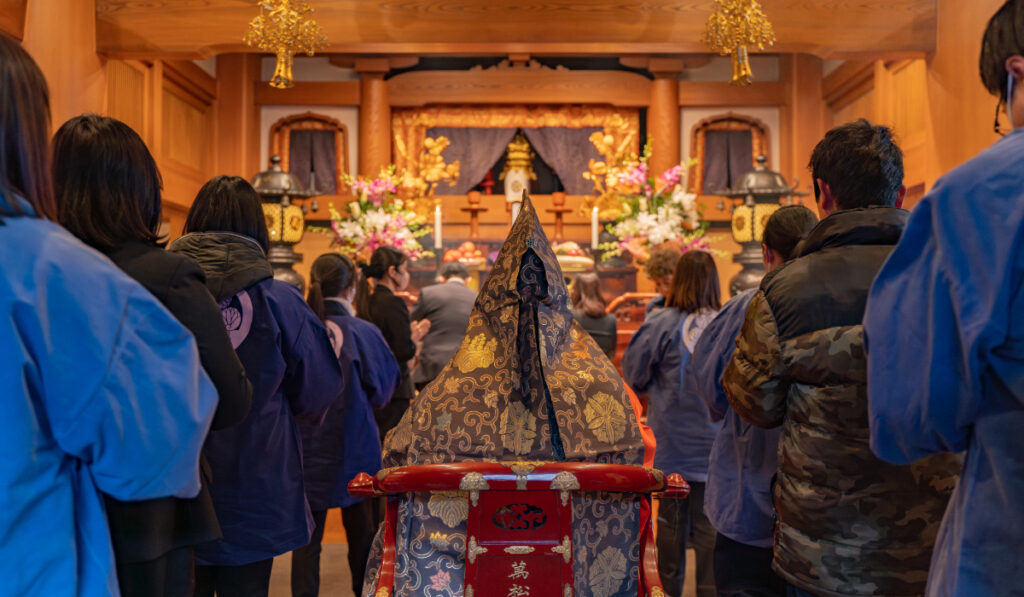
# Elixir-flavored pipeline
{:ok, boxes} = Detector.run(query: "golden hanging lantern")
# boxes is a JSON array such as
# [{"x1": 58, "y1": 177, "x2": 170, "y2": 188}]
[
  {"x1": 702, "y1": 0, "x2": 776, "y2": 87},
  {"x1": 244, "y1": 0, "x2": 327, "y2": 89}
]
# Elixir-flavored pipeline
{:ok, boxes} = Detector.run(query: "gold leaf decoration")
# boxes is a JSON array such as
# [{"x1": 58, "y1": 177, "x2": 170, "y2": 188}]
[
  {"x1": 427, "y1": 491, "x2": 469, "y2": 528},
  {"x1": 584, "y1": 392, "x2": 627, "y2": 444},
  {"x1": 454, "y1": 333, "x2": 498, "y2": 373},
  {"x1": 500, "y1": 401, "x2": 538, "y2": 455}
]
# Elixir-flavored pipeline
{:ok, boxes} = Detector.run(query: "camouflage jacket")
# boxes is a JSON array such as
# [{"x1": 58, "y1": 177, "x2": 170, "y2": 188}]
[{"x1": 722, "y1": 207, "x2": 961, "y2": 597}]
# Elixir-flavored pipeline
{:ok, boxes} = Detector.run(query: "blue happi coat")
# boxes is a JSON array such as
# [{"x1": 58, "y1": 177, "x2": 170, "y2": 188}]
[
  {"x1": 623, "y1": 306, "x2": 721, "y2": 481},
  {"x1": 865, "y1": 128, "x2": 1024, "y2": 596},
  {"x1": 684, "y1": 288, "x2": 781, "y2": 548},
  {"x1": 300, "y1": 300, "x2": 400, "y2": 510},
  {"x1": 1, "y1": 201, "x2": 217, "y2": 596},
  {"x1": 170, "y1": 232, "x2": 345, "y2": 566}
]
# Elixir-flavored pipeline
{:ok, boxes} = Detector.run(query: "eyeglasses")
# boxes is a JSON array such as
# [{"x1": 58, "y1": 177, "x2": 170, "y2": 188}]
[{"x1": 995, "y1": 100, "x2": 1010, "y2": 137}]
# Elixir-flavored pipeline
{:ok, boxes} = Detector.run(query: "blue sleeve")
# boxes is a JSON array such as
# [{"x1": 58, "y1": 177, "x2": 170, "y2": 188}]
[
  {"x1": 46, "y1": 284, "x2": 218, "y2": 501},
  {"x1": 275, "y1": 285, "x2": 346, "y2": 422},
  {"x1": 622, "y1": 316, "x2": 667, "y2": 393},
  {"x1": 685, "y1": 292, "x2": 753, "y2": 422},
  {"x1": 865, "y1": 180, "x2": 1018, "y2": 463},
  {"x1": 356, "y1": 324, "x2": 401, "y2": 408}
]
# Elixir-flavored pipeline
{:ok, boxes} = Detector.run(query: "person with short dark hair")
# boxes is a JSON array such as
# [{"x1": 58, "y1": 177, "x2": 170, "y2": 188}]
[
  {"x1": 52, "y1": 114, "x2": 253, "y2": 597},
  {"x1": 169, "y1": 176, "x2": 345, "y2": 597},
  {"x1": 411, "y1": 260, "x2": 476, "y2": 389},
  {"x1": 0, "y1": 32, "x2": 217, "y2": 597},
  {"x1": 623, "y1": 250, "x2": 722, "y2": 597},
  {"x1": 865, "y1": 2, "x2": 1024, "y2": 594},
  {"x1": 570, "y1": 272, "x2": 617, "y2": 359},
  {"x1": 723, "y1": 121, "x2": 961, "y2": 597},
  {"x1": 357, "y1": 246, "x2": 429, "y2": 439},
  {"x1": 685, "y1": 205, "x2": 818, "y2": 597},
  {"x1": 292, "y1": 253, "x2": 400, "y2": 597},
  {"x1": 644, "y1": 246, "x2": 681, "y2": 312}
]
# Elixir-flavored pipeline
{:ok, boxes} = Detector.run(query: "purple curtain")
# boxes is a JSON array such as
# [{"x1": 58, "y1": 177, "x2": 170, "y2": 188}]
[
  {"x1": 702, "y1": 129, "x2": 753, "y2": 194},
  {"x1": 289, "y1": 129, "x2": 337, "y2": 194},
  {"x1": 521, "y1": 127, "x2": 602, "y2": 195},
  {"x1": 426, "y1": 127, "x2": 517, "y2": 194}
]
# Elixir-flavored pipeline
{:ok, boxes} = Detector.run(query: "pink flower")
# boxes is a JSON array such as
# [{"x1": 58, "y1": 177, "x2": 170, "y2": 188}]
[
  {"x1": 659, "y1": 165, "x2": 683, "y2": 189},
  {"x1": 429, "y1": 570, "x2": 451, "y2": 590}
]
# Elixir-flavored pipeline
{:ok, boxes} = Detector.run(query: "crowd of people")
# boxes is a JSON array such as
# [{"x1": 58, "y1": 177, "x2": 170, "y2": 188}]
[{"x1": 2, "y1": 1, "x2": 1023, "y2": 595}]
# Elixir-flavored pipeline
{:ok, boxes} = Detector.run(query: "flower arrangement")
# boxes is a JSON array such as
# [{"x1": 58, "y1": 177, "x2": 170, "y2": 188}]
[
  {"x1": 323, "y1": 166, "x2": 433, "y2": 262},
  {"x1": 595, "y1": 143, "x2": 711, "y2": 263}
]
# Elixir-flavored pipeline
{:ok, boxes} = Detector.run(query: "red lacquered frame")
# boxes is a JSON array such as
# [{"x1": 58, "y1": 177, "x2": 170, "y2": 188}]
[{"x1": 349, "y1": 462, "x2": 689, "y2": 597}]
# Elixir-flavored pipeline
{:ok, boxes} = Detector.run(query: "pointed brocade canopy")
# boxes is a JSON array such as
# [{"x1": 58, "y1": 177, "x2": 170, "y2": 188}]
[{"x1": 384, "y1": 192, "x2": 644, "y2": 466}]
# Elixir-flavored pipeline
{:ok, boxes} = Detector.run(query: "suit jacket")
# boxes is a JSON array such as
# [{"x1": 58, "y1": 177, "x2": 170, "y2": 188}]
[{"x1": 411, "y1": 279, "x2": 477, "y2": 385}]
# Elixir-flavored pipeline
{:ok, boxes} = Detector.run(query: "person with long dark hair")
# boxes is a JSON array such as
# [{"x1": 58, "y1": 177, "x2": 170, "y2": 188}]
[
  {"x1": 168, "y1": 176, "x2": 344, "y2": 597},
  {"x1": 569, "y1": 272, "x2": 617, "y2": 359},
  {"x1": 356, "y1": 246, "x2": 429, "y2": 440},
  {"x1": 0, "y1": 32, "x2": 217, "y2": 596},
  {"x1": 52, "y1": 113, "x2": 253, "y2": 597},
  {"x1": 622, "y1": 250, "x2": 722, "y2": 597},
  {"x1": 686, "y1": 206, "x2": 819, "y2": 597},
  {"x1": 291, "y1": 253, "x2": 400, "y2": 597}
]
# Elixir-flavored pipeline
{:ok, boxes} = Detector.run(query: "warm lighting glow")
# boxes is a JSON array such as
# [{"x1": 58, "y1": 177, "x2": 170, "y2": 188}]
[
  {"x1": 703, "y1": 0, "x2": 776, "y2": 87},
  {"x1": 244, "y1": 0, "x2": 327, "y2": 89}
]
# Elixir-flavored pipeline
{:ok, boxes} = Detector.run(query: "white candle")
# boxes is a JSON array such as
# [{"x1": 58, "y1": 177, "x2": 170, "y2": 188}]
[
  {"x1": 434, "y1": 204, "x2": 442, "y2": 249},
  {"x1": 591, "y1": 206, "x2": 599, "y2": 249}
]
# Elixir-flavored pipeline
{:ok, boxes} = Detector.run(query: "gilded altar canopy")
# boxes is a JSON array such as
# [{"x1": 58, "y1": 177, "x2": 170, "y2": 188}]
[
  {"x1": 383, "y1": 192, "x2": 645, "y2": 466},
  {"x1": 363, "y1": 194, "x2": 647, "y2": 597}
]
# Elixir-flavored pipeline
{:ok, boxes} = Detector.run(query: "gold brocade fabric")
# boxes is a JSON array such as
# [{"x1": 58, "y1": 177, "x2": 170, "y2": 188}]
[
  {"x1": 392, "y1": 105, "x2": 640, "y2": 188},
  {"x1": 383, "y1": 192, "x2": 645, "y2": 466},
  {"x1": 362, "y1": 195, "x2": 647, "y2": 597}
]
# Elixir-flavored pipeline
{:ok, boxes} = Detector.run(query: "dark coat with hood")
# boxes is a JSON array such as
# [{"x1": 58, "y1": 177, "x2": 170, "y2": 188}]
[
  {"x1": 101, "y1": 240, "x2": 253, "y2": 565},
  {"x1": 722, "y1": 208, "x2": 961, "y2": 597},
  {"x1": 169, "y1": 232, "x2": 345, "y2": 566}
]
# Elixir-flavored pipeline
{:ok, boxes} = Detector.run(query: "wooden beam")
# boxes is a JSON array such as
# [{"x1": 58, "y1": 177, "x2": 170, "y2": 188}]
[
  {"x1": 94, "y1": 0, "x2": 937, "y2": 57},
  {"x1": 678, "y1": 81, "x2": 787, "y2": 107},
  {"x1": 254, "y1": 81, "x2": 361, "y2": 106},
  {"x1": 0, "y1": 0, "x2": 26, "y2": 39},
  {"x1": 779, "y1": 55, "x2": 826, "y2": 193},
  {"x1": 214, "y1": 54, "x2": 260, "y2": 178},
  {"x1": 163, "y1": 59, "x2": 216, "y2": 104},
  {"x1": 823, "y1": 60, "x2": 874, "y2": 107},
  {"x1": 388, "y1": 69, "x2": 650, "y2": 107}
]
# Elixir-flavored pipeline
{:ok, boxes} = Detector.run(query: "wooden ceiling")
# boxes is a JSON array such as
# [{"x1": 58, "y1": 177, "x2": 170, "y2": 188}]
[{"x1": 91, "y1": 1, "x2": 937, "y2": 59}]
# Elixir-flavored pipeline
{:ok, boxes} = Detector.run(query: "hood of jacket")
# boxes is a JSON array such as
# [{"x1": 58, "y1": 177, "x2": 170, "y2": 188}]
[{"x1": 167, "y1": 232, "x2": 273, "y2": 302}]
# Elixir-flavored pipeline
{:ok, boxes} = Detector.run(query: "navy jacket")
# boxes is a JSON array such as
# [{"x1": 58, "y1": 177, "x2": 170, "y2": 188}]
[
  {"x1": 169, "y1": 232, "x2": 345, "y2": 565},
  {"x1": 866, "y1": 128, "x2": 1024, "y2": 597},
  {"x1": 300, "y1": 300, "x2": 400, "y2": 510},
  {"x1": 623, "y1": 306, "x2": 721, "y2": 480},
  {"x1": 685, "y1": 288, "x2": 781, "y2": 548}
]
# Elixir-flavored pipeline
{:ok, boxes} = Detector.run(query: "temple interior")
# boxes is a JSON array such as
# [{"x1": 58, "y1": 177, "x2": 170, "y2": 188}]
[{"x1": 3, "y1": 1, "x2": 1020, "y2": 597}]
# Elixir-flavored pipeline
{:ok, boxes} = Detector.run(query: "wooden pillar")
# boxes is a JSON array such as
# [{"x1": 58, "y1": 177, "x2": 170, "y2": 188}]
[
  {"x1": 647, "y1": 59, "x2": 684, "y2": 177},
  {"x1": 356, "y1": 59, "x2": 391, "y2": 176},
  {"x1": 780, "y1": 54, "x2": 826, "y2": 200},
  {"x1": 21, "y1": 0, "x2": 105, "y2": 128},
  {"x1": 215, "y1": 53, "x2": 261, "y2": 178}
]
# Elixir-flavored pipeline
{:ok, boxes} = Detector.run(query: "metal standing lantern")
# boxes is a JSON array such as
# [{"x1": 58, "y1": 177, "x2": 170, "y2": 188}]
[
  {"x1": 717, "y1": 155, "x2": 807, "y2": 295},
  {"x1": 251, "y1": 155, "x2": 320, "y2": 292}
]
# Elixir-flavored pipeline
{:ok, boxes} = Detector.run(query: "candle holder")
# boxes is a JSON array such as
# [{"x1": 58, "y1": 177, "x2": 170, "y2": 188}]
[
  {"x1": 545, "y1": 191, "x2": 572, "y2": 242},
  {"x1": 460, "y1": 191, "x2": 488, "y2": 241}
]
